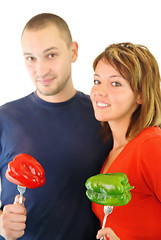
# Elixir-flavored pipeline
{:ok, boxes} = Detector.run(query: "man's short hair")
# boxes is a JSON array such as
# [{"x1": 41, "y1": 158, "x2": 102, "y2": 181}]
[{"x1": 22, "y1": 13, "x2": 73, "y2": 46}]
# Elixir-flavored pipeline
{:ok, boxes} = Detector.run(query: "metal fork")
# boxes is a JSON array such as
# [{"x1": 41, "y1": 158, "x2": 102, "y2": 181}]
[
  {"x1": 100, "y1": 206, "x2": 113, "y2": 240},
  {"x1": 17, "y1": 185, "x2": 26, "y2": 204}
]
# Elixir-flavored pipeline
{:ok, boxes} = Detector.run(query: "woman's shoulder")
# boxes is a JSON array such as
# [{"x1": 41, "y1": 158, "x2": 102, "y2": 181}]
[{"x1": 136, "y1": 126, "x2": 161, "y2": 142}]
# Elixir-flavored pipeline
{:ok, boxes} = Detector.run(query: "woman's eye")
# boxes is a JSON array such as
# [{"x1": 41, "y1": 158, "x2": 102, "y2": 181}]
[
  {"x1": 111, "y1": 82, "x2": 121, "y2": 87},
  {"x1": 94, "y1": 80, "x2": 100, "y2": 85}
]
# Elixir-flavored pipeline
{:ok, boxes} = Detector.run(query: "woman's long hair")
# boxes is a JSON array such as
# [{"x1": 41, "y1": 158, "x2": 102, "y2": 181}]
[{"x1": 93, "y1": 42, "x2": 161, "y2": 141}]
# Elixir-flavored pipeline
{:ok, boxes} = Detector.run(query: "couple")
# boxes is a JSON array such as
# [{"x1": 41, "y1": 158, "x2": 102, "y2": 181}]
[{"x1": 0, "y1": 13, "x2": 161, "y2": 240}]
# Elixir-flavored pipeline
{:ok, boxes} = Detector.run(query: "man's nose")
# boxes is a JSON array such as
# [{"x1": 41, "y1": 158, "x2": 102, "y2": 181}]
[{"x1": 35, "y1": 60, "x2": 49, "y2": 78}]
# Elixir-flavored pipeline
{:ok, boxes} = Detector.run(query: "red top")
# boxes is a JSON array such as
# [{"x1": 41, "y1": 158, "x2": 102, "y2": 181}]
[{"x1": 92, "y1": 127, "x2": 161, "y2": 240}]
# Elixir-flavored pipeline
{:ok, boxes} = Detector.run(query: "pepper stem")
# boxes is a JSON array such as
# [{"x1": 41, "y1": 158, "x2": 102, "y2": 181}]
[{"x1": 125, "y1": 185, "x2": 134, "y2": 191}]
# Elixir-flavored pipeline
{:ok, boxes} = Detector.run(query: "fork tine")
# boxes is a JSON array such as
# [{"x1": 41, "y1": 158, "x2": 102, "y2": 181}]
[{"x1": 17, "y1": 185, "x2": 26, "y2": 204}]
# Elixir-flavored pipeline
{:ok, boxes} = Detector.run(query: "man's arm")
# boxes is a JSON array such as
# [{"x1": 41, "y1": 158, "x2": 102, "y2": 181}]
[{"x1": 0, "y1": 196, "x2": 26, "y2": 240}]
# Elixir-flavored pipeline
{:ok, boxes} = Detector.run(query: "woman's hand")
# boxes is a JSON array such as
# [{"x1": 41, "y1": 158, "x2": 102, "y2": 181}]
[{"x1": 96, "y1": 227, "x2": 120, "y2": 240}]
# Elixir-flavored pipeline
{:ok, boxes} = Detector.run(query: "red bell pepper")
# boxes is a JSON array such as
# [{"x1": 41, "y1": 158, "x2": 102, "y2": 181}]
[{"x1": 5, "y1": 153, "x2": 46, "y2": 188}]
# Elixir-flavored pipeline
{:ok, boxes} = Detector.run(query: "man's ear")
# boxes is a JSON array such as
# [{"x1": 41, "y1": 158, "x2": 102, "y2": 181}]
[{"x1": 71, "y1": 41, "x2": 78, "y2": 62}]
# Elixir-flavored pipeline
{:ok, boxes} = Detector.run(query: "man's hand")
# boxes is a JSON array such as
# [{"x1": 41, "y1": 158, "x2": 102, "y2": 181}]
[
  {"x1": 96, "y1": 227, "x2": 120, "y2": 240},
  {"x1": 0, "y1": 195, "x2": 26, "y2": 240}
]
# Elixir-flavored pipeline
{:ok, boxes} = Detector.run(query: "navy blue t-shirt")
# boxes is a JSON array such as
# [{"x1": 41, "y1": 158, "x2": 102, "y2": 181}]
[{"x1": 0, "y1": 91, "x2": 112, "y2": 240}]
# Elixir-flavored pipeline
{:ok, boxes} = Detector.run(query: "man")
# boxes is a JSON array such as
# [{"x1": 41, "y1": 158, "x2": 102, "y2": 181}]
[{"x1": 0, "y1": 13, "x2": 112, "y2": 240}]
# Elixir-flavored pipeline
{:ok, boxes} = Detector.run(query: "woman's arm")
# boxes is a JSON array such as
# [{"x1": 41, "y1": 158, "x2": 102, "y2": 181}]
[{"x1": 96, "y1": 227, "x2": 120, "y2": 240}]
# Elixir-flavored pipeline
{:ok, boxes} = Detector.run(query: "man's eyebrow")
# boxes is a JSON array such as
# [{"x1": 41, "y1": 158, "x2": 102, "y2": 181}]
[
  {"x1": 43, "y1": 47, "x2": 59, "y2": 53},
  {"x1": 23, "y1": 52, "x2": 32, "y2": 56},
  {"x1": 23, "y1": 47, "x2": 59, "y2": 56}
]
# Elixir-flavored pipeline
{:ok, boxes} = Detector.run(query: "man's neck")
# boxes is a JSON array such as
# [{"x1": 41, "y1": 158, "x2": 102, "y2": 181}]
[{"x1": 36, "y1": 88, "x2": 77, "y2": 103}]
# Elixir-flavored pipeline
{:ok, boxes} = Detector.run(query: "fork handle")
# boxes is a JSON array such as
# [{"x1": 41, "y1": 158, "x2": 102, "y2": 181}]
[
  {"x1": 100, "y1": 236, "x2": 105, "y2": 240},
  {"x1": 100, "y1": 214, "x2": 108, "y2": 240},
  {"x1": 102, "y1": 214, "x2": 108, "y2": 229},
  {"x1": 19, "y1": 193, "x2": 23, "y2": 204}
]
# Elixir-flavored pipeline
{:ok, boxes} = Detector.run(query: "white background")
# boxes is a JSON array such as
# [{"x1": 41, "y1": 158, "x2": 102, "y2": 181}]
[{"x1": 0, "y1": 0, "x2": 161, "y2": 105}]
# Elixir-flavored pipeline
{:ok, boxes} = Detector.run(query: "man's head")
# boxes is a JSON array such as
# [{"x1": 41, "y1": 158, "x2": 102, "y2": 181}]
[
  {"x1": 21, "y1": 13, "x2": 78, "y2": 103},
  {"x1": 22, "y1": 13, "x2": 73, "y2": 47}
]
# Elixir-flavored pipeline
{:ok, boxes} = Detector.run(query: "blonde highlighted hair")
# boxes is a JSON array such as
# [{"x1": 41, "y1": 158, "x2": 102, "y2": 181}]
[{"x1": 93, "y1": 42, "x2": 161, "y2": 141}]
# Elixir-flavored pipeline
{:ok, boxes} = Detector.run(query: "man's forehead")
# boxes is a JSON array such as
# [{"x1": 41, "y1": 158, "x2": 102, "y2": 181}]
[{"x1": 22, "y1": 24, "x2": 69, "y2": 46}]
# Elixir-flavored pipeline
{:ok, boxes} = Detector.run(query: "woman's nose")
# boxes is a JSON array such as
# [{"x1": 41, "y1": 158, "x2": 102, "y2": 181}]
[{"x1": 92, "y1": 84, "x2": 108, "y2": 97}]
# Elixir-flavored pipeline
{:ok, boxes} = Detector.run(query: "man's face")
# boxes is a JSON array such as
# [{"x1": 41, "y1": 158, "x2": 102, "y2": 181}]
[{"x1": 21, "y1": 24, "x2": 78, "y2": 101}]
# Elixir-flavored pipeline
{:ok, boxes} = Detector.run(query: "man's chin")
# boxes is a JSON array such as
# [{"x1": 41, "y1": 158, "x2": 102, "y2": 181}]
[{"x1": 36, "y1": 88, "x2": 61, "y2": 97}]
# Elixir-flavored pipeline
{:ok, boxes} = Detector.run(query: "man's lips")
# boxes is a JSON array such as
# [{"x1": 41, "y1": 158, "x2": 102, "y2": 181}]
[{"x1": 37, "y1": 78, "x2": 55, "y2": 85}]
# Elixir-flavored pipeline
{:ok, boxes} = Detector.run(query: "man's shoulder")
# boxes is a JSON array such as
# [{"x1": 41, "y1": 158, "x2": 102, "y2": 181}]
[
  {"x1": 0, "y1": 93, "x2": 33, "y2": 110},
  {"x1": 76, "y1": 91, "x2": 91, "y2": 105},
  {"x1": 0, "y1": 93, "x2": 34, "y2": 119},
  {"x1": 77, "y1": 91, "x2": 90, "y2": 99}
]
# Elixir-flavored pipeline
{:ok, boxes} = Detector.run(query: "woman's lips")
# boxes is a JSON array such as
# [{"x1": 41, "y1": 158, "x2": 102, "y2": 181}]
[{"x1": 96, "y1": 101, "x2": 110, "y2": 107}]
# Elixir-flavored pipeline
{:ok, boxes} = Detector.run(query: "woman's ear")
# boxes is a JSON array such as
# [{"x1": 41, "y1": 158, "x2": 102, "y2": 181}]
[{"x1": 136, "y1": 94, "x2": 142, "y2": 105}]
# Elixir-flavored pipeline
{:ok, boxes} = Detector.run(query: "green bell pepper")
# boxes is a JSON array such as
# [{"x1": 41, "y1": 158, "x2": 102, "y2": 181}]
[{"x1": 85, "y1": 172, "x2": 134, "y2": 206}]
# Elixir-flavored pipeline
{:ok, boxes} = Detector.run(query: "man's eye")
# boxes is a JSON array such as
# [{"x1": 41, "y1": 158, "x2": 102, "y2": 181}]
[
  {"x1": 111, "y1": 82, "x2": 121, "y2": 87},
  {"x1": 94, "y1": 80, "x2": 100, "y2": 85},
  {"x1": 26, "y1": 56, "x2": 35, "y2": 61},
  {"x1": 48, "y1": 53, "x2": 56, "y2": 58}
]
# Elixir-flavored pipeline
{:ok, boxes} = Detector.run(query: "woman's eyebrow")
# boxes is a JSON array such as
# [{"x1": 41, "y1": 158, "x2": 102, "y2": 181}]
[{"x1": 94, "y1": 73, "x2": 123, "y2": 78}]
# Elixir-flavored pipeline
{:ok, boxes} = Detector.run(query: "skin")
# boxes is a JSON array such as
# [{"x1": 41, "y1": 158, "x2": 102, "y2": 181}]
[
  {"x1": 21, "y1": 24, "x2": 78, "y2": 103},
  {"x1": 91, "y1": 60, "x2": 141, "y2": 153},
  {"x1": 91, "y1": 60, "x2": 141, "y2": 129},
  {"x1": 96, "y1": 227, "x2": 120, "y2": 240},
  {"x1": 0, "y1": 23, "x2": 78, "y2": 239},
  {"x1": 0, "y1": 196, "x2": 26, "y2": 240},
  {"x1": 90, "y1": 60, "x2": 142, "y2": 239}
]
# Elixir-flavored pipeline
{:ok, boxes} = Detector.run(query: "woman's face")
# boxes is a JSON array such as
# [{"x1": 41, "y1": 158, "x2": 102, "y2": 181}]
[{"x1": 90, "y1": 60, "x2": 141, "y2": 126}]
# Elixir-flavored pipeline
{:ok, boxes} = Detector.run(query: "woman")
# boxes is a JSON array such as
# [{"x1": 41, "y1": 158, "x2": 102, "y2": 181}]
[{"x1": 90, "y1": 42, "x2": 161, "y2": 240}]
